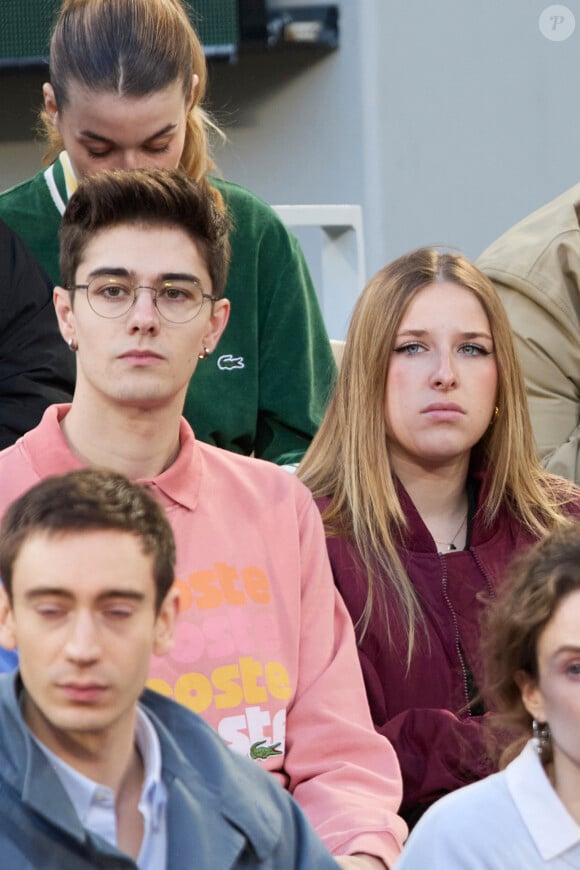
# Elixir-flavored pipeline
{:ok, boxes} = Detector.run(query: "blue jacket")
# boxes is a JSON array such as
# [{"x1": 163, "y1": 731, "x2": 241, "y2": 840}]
[{"x1": 0, "y1": 674, "x2": 338, "y2": 868}]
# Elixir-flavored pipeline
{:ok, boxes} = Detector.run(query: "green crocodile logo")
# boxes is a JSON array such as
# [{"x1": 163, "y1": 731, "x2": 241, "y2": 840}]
[{"x1": 250, "y1": 739, "x2": 283, "y2": 760}]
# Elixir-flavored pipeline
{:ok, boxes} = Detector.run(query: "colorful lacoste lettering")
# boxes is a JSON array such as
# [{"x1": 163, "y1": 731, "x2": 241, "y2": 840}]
[
  {"x1": 147, "y1": 559, "x2": 291, "y2": 763},
  {"x1": 169, "y1": 607, "x2": 280, "y2": 662},
  {"x1": 175, "y1": 562, "x2": 271, "y2": 612},
  {"x1": 250, "y1": 739, "x2": 283, "y2": 760},
  {"x1": 148, "y1": 656, "x2": 291, "y2": 713},
  {"x1": 217, "y1": 354, "x2": 245, "y2": 370},
  {"x1": 218, "y1": 705, "x2": 287, "y2": 757}
]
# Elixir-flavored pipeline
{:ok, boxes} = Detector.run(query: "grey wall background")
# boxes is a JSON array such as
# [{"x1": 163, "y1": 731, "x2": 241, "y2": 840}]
[{"x1": 1, "y1": 0, "x2": 580, "y2": 334}]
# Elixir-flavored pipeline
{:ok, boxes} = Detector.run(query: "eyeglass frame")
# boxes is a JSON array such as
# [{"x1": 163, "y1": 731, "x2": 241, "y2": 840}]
[{"x1": 70, "y1": 278, "x2": 218, "y2": 324}]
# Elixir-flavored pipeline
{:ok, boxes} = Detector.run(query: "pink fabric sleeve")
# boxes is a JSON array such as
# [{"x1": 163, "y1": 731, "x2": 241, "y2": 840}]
[{"x1": 285, "y1": 492, "x2": 407, "y2": 865}]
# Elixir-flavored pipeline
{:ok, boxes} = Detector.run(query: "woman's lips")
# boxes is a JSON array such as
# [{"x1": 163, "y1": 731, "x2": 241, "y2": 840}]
[{"x1": 421, "y1": 402, "x2": 465, "y2": 420}]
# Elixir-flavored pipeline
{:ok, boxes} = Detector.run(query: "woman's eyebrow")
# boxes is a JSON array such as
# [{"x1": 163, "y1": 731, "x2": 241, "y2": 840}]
[
  {"x1": 552, "y1": 644, "x2": 580, "y2": 657},
  {"x1": 395, "y1": 328, "x2": 492, "y2": 340},
  {"x1": 460, "y1": 331, "x2": 493, "y2": 340},
  {"x1": 79, "y1": 123, "x2": 177, "y2": 144},
  {"x1": 395, "y1": 329, "x2": 428, "y2": 337}
]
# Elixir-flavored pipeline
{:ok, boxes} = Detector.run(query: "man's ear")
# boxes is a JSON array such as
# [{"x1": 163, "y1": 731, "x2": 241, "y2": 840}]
[
  {"x1": 152, "y1": 585, "x2": 180, "y2": 657},
  {"x1": 202, "y1": 298, "x2": 230, "y2": 355},
  {"x1": 515, "y1": 669, "x2": 546, "y2": 723},
  {"x1": 53, "y1": 286, "x2": 77, "y2": 346},
  {"x1": 0, "y1": 587, "x2": 17, "y2": 651},
  {"x1": 42, "y1": 82, "x2": 59, "y2": 129}
]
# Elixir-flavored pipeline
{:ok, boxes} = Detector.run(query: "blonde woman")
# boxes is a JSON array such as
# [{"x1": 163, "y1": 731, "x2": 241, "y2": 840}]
[
  {"x1": 299, "y1": 247, "x2": 580, "y2": 825},
  {"x1": 0, "y1": 0, "x2": 334, "y2": 466},
  {"x1": 397, "y1": 525, "x2": 580, "y2": 867}
]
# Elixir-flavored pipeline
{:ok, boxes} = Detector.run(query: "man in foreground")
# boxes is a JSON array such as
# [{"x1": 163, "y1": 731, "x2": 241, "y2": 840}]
[
  {"x1": 0, "y1": 168, "x2": 406, "y2": 867},
  {"x1": 0, "y1": 468, "x2": 340, "y2": 868}
]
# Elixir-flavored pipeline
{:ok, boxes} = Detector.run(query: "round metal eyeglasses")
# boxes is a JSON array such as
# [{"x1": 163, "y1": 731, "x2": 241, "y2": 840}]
[{"x1": 72, "y1": 276, "x2": 217, "y2": 323}]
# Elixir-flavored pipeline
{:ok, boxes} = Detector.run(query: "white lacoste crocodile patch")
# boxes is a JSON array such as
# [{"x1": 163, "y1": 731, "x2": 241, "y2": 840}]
[{"x1": 217, "y1": 354, "x2": 245, "y2": 371}]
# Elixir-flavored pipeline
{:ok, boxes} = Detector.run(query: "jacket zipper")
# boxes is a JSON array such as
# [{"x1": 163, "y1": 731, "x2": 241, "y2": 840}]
[{"x1": 438, "y1": 554, "x2": 471, "y2": 715}]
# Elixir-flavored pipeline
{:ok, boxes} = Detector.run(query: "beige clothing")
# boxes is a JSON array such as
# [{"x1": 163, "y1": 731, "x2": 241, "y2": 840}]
[{"x1": 477, "y1": 184, "x2": 580, "y2": 484}]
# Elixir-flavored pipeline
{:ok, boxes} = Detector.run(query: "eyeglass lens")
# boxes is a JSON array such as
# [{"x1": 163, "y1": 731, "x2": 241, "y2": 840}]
[{"x1": 86, "y1": 276, "x2": 207, "y2": 323}]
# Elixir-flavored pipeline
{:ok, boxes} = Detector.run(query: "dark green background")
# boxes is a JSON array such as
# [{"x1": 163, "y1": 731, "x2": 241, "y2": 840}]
[{"x1": 0, "y1": 0, "x2": 239, "y2": 62}]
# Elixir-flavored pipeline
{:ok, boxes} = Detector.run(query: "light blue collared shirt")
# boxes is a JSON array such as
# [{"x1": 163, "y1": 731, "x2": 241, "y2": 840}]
[
  {"x1": 32, "y1": 705, "x2": 167, "y2": 870},
  {"x1": 397, "y1": 740, "x2": 580, "y2": 868}
]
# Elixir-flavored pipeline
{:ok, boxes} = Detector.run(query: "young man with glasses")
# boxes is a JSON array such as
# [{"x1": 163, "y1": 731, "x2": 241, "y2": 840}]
[{"x1": 0, "y1": 169, "x2": 406, "y2": 869}]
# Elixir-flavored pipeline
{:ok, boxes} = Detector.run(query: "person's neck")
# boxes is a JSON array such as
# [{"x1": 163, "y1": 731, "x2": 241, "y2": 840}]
[
  {"x1": 393, "y1": 454, "x2": 470, "y2": 548},
  {"x1": 23, "y1": 691, "x2": 142, "y2": 795},
  {"x1": 62, "y1": 393, "x2": 183, "y2": 480},
  {"x1": 26, "y1": 691, "x2": 146, "y2": 860}
]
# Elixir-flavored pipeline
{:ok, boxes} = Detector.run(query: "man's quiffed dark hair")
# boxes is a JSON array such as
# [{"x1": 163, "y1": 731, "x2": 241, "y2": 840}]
[
  {"x1": 59, "y1": 168, "x2": 231, "y2": 297},
  {"x1": 0, "y1": 469, "x2": 176, "y2": 611}
]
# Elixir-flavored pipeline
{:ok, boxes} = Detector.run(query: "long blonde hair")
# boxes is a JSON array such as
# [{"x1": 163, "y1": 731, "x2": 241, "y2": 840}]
[
  {"x1": 299, "y1": 247, "x2": 576, "y2": 664},
  {"x1": 40, "y1": 0, "x2": 220, "y2": 184}
]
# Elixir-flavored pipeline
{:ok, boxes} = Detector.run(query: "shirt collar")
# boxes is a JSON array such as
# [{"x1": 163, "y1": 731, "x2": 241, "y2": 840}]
[
  {"x1": 42, "y1": 152, "x2": 77, "y2": 217},
  {"x1": 60, "y1": 151, "x2": 78, "y2": 199},
  {"x1": 506, "y1": 739, "x2": 580, "y2": 860},
  {"x1": 135, "y1": 704, "x2": 166, "y2": 832},
  {"x1": 30, "y1": 705, "x2": 166, "y2": 834},
  {"x1": 32, "y1": 734, "x2": 96, "y2": 827},
  {"x1": 138, "y1": 417, "x2": 201, "y2": 512},
  {"x1": 25, "y1": 405, "x2": 201, "y2": 512}
]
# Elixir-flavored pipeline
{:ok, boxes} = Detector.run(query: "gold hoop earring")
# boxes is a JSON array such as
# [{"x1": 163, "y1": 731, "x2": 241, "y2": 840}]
[{"x1": 198, "y1": 346, "x2": 210, "y2": 361}]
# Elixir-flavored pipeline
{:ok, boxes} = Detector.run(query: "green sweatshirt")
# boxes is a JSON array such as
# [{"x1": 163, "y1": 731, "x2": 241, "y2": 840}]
[{"x1": 0, "y1": 160, "x2": 336, "y2": 464}]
